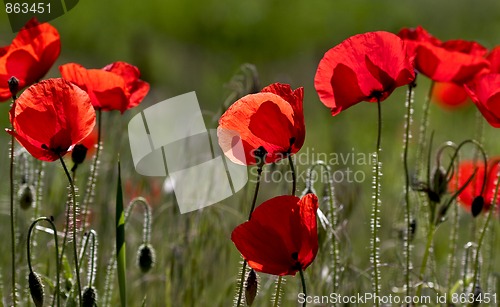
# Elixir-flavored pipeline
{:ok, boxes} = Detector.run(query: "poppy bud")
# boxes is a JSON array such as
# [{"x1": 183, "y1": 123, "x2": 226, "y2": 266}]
[
  {"x1": 18, "y1": 184, "x2": 35, "y2": 210},
  {"x1": 72, "y1": 144, "x2": 88, "y2": 166},
  {"x1": 432, "y1": 166, "x2": 448, "y2": 201},
  {"x1": 471, "y1": 196, "x2": 484, "y2": 217},
  {"x1": 137, "y1": 244, "x2": 156, "y2": 273},
  {"x1": 409, "y1": 218, "x2": 417, "y2": 240},
  {"x1": 28, "y1": 271, "x2": 44, "y2": 307},
  {"x1": 82, "y1": 287, "x2": 97, "y2": 307},
  {"x1": 8, "y1": 76, "x2": 19, "y2": 98},
  {"x1": 245, "y1": 269, "x2": 258, "y2": 306}
]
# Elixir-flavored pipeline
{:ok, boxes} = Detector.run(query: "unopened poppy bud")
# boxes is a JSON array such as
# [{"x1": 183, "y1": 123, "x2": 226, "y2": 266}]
[
  {"x1": 137, "y1": 244, "x2": 156, "y2": 272},
  {"x1": 432, "y1": 166, "x2": 448, "y2": 201},
  {"x1": 82, "y1": 287, "x2": 97, "y2": 307},
  {"x1": 18, "y1": 184, "x2": 35, "y2": 210},
  {"x1": 245, "y1": 269, "x2": 258, "y2": 306},
  {"x1": 28, "y1": 271, "x2": 44, "y2": 307},
  {"x1": 72, "y1": 144, "x2": 88, "y2": 165},
  {"x1": 8, "y1": 76, "x2": 19, "y2": 98},
  {"x1": 471, "y1": 196, "x2": 484, "y2": 217}
]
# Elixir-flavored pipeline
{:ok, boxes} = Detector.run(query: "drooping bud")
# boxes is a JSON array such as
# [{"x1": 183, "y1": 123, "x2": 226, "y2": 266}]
[
  {"x1": 245, "y1": 269, "x2": 258, "y2": 306},
  {"x1": 432, "y1": 166, "x2": 448, "y2": 202},
  {"x1": 8, "y1": 76, "x2": 19, "y2": 99},
  {"x1": 471, "y1": 196, "x2": 484, "y2": 217},
  {"x1": 71, "y1": 144, "x2": 88, "y2": 172},
  {"x1": 82, "y1": 287, "x2": 97, "y2": 307},
  {"x1": 28, "y1": 271, "x2": 44, "y2": 307},
  {"x1": 137, "y1": 244, "x2": 156, "y2": 273},
  {"x1": 18, "y1": 184, "x2": 35, "y2": 210}
]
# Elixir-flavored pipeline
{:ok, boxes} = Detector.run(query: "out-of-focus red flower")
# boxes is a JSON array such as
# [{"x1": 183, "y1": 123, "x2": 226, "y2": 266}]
[
  {"x1": 218, "y1": 83, "x2": 304, "y2": 165},
  {"x1": 432, "y1": 82, "x2": 469, "y2": 108},
  {"x1": 231, "y1": 194, "x2": 319, "y2": 276},
  {"x1": 6, "y1": 78, "x2": 96, "y2": 162},
  {"x1": 398, "y1": 26, "x2": 489, "y2": 84},
  {"x1": 59, "y1": 61, "x2": 149, "y2": 113},
  {"x1": 486, "y1": 46, "x2": 500, "y2": 73},
  {"x1": 449, "y1": 159, "x2": 500, "y2": 215},
  {"x1": 464, "y1": 73, "x2": 500, "y2": 127},
  {"x1": 0, "y1": 18, "x2": 60, "y2": 101},
  {"x1": 314, "y1": 31, "x2": 415, "y2": 115}
]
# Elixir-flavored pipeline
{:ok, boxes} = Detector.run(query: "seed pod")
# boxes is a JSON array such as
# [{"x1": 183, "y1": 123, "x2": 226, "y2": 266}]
[
  {"x1": 137, "y1": 244, "x2": 156, "y2": 272},
  {"x1": 18, "y1": 184, "x2": 35, "y2": 210},
  {"x1": 28, "y1": 271, "x2": 44, "y2": 307},
  {"x1": 471, "y1": 196, "x2": 484, "y2": 217},
  {"x1": 82, "y1": 287, "x2": 97, "y2": 307},
  {"x1": 245, "y1": 269, "x2": 258, "y2": 306}
]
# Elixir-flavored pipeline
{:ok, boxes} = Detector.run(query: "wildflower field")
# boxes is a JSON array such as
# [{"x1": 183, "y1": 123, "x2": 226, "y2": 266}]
[{"x1": 1, "y1": 1, "x2": 500, "y2": 306}]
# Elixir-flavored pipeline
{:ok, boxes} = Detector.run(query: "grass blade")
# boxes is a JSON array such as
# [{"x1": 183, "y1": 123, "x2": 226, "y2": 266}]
[{"x1": 116, "y1": 161, "x2": 127, "y2": 307}]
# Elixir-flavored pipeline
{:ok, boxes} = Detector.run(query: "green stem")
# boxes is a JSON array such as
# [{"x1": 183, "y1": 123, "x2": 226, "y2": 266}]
[
  {"x1": 415, "y1": 81, "x2": 435, "y2": 178},
  {"x1": 59, "y1": 156, "x2": 82, "y2": 305},
  {"x1": 9, "y1": 128, "x2": 17, "y2": 307},
  {"x1": 416, "y1": 216, "x2": 436, "y2": 297},
  {"x1": 236, "y1": 164, "x2": 263, "y2": 306},
  {"x1": 402, "y1": 83, "x2": 415, "y2": 298},
  {"x1": 82, "y1": 109, "x2": 102, "y2": 236},
  {"x1": 299, "y1": 269, "x2": 307, "y2": 307},
  {"x1": 371, "y1": 99, "x2": 382, "y2": 305},
  {"x1": 273, "y1": 276, "x2": 283, "y2": 307},
  {"x1": 288, "y1": 155, "x2": 296, "y2": 196},
  {"x1": 27, "y1": 217, "x2": 60, "y2": 307}
]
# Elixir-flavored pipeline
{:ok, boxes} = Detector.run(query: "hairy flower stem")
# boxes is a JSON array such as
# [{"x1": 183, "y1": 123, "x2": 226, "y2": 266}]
[
  {"x1": 82, "y1": 109, "x2": 102, "y2": 236},
  {"x1": 415, "y1": 81, "x2": 435, "y2": 177},
  {"x1": 416, "y1": 209, "x2": 436, "y2": 297},
  {"x1": 27, "y1": 217, "x2": 60, "y2": 307},
  {"x1": 299, "y1": 268, "x2": 307, "y2": 307},
  {"x1": 371, "y1": 99, "x2": 382, "y2": 305},
  {"x1": 236, "y1": 164, "x2": 264, "y2": 307},
  {"x1": 273, "y1": 276, "x2": 283, "y2": 307},
  {"x1": 59, "y1": 156, "x2": 82, "y2": 305},
  {"x1": 9, "y1": 128, "x2": 16, "y2": 307},
  {"x1": 403, "y1": 83, "x2": 415, "y2": 298}
]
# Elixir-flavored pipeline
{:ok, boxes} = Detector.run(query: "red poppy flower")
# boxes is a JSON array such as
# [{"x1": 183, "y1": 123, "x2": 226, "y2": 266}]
[
  {"x1": 217, "y1": 83, "x2": 304, "y2": 165},
  {"x1": 464, "y1": 73, "x2": 500, "y2": 127},
  {"x1": 59, "y1": 61, "x2": 149, "y2": 113},
  {"x1": 7, "y1": 78, "x2": 96, "y2": 162},
  {"x1": 0, "y1": 18, "x2": 60, "y2": 101},
  {"x1": 487, "y1": 46, "x2": 500, "y2": 73},
  {"x1": 449, "y1": 159, "x2": 500, "y2": 215},
  {"x1": 231, "y1": 194, "x2": 319, "y2": 276},
  {"x1": 398, "y1": 26, "x2": 489, "y2": 84},
  {"x1": 432, "y1": 82, "x2": 469, "y2": 108},
  {"x1": 314, "y1": 31, "x2": 415, "y2": 115}
]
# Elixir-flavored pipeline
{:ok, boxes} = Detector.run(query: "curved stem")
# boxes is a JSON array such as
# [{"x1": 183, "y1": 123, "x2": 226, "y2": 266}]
[
  {"x1": 124, "y1": 197, "x2": 152, "y2": 244},
  {"x1": 236, "y1": 164, "x2": 264, "y2": 306},
  {"x1": 9, "y1": 126, "x2": 17, "y2": 307},
  {"x1": 402, "y1": 83, "x2": 415, "y2": 298},
  {"x1": 78, "y1": 230, "x2": 97, "y2": 288},
  {"x1": 299, "y1": 268, "x2": 307, "y2": 307},
  {"x1": 288, "y1": 155, "x2": 296, "y2": 196},
  {"x1": 27, "y1": 217, "x2": 60, "y2": 307},
  {"x1": 371, "y1": 99, "x2": 382, "y2": 305},
  {"x1": 59, "y1": 156, "x2": 82, "y2": 305}
]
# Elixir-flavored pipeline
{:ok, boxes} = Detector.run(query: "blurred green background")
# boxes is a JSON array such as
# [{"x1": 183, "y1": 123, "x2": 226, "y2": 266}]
[{"x1": 1, "y1": 0, "x2": 500, "y2": 306}]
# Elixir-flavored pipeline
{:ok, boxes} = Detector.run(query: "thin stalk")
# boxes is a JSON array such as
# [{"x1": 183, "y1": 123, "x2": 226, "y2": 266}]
[
  {"x1": 299, "y1": 269, "x2": 307, "y2": 307},
  {"x1": 273, "y1": 276, "x2": 283, "y2": 307},
  {"x1": 236, "y1": 164, "x2": 264, "y2": 307},
  {"x1": 27, "y1": 217, "x2": 60, "y2": 307},
  {"x1": 59, "y1": 155, "x2": 82, "y2": 305},
  {"x1": 402, "y1": 83, "x2": 415, "y2": 298},
  {"x1": 288, "y1": 155, "x2": 296, "y2": 196},
  {"x1": 416, "y1": 212, "x2": 436, "y2": 297},
  {"x1": 415, "y1": 81, "x2": 435, "y2": 177},
  {"x1": 370, "y1": 99, "x2": 382, "y2": 305},
  {"x1": 9, "y1": 127, "x2": 16, "y2": 307},
  {"x1": 82, "y1": 109, "x2": 102, "y2": 236}
]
